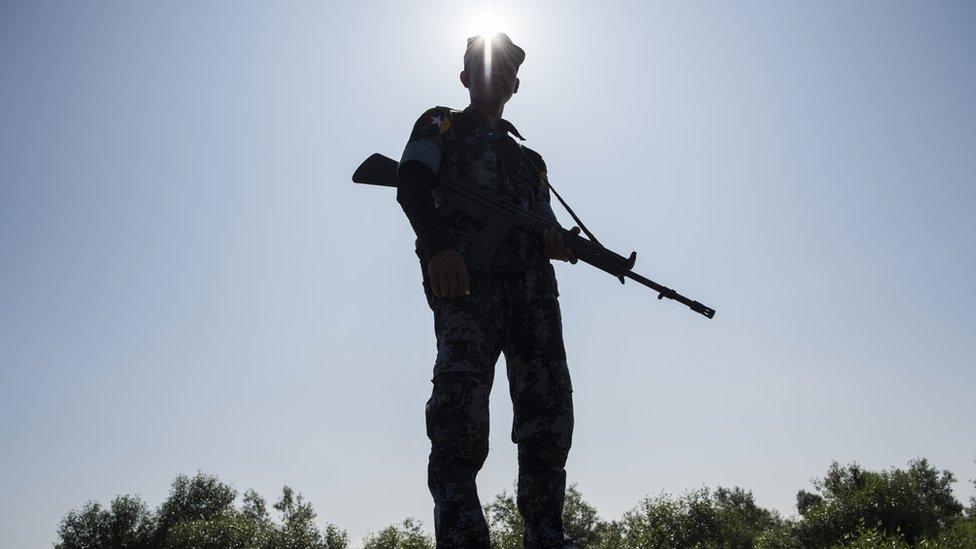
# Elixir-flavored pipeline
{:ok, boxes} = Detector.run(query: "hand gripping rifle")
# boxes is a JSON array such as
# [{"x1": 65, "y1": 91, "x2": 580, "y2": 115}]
[{"x1": 352, "y1": 153, "x2": 715, "y2": 319}]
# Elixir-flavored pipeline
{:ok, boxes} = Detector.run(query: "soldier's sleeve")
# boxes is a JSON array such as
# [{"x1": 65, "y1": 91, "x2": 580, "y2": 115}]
[
  {"x1": 399, "y1": 107, "x2": 454, "y2": 176},
  {"x1": 395, "y1": 107, "x2": 456, "y2": 257},
  {"x1": 524, "y1": 148, "x2": 563, "y2": 227}
]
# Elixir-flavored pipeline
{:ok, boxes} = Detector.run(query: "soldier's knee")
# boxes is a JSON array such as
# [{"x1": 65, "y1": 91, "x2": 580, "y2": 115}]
[
  {"x1": 426, "y1": 371, "x2": 491, "y2": 450},
  {"x1": 428, "y1": 446, "x2": 489, "y2": 486},
  {"x1": 517, "y1": 440, "x2": 570, "y2": 471}
]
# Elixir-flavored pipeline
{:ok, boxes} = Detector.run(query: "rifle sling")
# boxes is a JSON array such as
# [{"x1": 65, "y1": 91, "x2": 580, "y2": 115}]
[{"x1": 516, "y1": 143, "x2": 601, "y2": 246}]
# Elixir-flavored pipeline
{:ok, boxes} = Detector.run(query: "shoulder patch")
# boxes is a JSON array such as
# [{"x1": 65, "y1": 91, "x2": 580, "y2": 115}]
[{"x1": 422, "y1": 106, "x2": 454, "y2": 135}]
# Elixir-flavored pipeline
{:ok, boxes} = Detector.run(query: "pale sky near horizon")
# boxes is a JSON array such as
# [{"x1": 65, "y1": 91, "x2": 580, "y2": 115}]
[{"x1": 2, "y1": 1, "x2": 974, "y2": 547}]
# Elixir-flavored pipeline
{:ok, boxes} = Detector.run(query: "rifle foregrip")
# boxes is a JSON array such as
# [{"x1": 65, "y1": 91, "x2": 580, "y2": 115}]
[{"x1": 562, "y1": 232, "x2": 633, "y2": 278}]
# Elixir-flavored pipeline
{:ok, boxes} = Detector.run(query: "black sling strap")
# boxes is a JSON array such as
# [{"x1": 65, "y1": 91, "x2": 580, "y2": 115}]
[{"x1": 517, "y1": 143, "x2": 602, "y2": 246}]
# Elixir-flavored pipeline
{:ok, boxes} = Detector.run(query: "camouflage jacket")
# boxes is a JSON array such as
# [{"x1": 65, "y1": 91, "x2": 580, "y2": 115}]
[{"x1": 399, "y1": 105, "x2": 561, "y2": 271}]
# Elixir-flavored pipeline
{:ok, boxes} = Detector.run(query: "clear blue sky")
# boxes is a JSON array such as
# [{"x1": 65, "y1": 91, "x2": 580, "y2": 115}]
[{"x1": 2, "y1": 1, "x2": 974, "y2": 547}]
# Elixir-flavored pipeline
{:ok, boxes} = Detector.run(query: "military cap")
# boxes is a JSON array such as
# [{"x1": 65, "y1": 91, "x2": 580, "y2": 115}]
[{"x1": 464, "y1": 32, "x2": 525, "y2": 72}]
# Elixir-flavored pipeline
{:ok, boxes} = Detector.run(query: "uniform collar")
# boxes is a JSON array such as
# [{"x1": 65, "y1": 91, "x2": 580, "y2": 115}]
[{"x1": 463, "y1": 105, "x2": 526, "y2": 141}]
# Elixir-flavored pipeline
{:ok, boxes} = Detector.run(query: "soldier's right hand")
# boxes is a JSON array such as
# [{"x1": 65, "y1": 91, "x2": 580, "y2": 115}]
[{"x1": 428, "y1": 248, "x2": 471, "y2": 298}]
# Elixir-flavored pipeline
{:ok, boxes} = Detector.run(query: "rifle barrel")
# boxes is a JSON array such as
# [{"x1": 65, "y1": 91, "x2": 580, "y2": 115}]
[{"x1": 624, "y1": 271, "x2": 716, "y2": 319}]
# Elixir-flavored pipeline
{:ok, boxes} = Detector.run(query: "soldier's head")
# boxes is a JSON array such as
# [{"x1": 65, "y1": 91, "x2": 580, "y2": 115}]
[{"x1": 459, "y1": 33, "x2": 524, "y2": 107}]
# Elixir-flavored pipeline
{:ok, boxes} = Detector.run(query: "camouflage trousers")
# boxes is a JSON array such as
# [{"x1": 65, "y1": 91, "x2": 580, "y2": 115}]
[{"x1": 420, "y1": 263, "x2": 575, "y2": 549}]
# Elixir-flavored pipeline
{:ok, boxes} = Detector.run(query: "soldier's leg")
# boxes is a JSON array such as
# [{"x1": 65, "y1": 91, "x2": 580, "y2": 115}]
[
  {"x1": 424, "y1": 273, "x2": 505, "y2": 549},
  {"x1": 503, "y1": 273, "x2": 575, "y2": 549},
  {"x1": 426, "y1": 371, "x2": 494, "y2": 548}
]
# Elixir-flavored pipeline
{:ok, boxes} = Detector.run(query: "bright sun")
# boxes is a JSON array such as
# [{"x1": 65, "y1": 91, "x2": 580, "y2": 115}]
[
  {"x1": 466, "y1": 11, "x2": 508, "y2": 39},
  {"x1": 464, "y1": 11, "x2": 512, "y2": 78}
]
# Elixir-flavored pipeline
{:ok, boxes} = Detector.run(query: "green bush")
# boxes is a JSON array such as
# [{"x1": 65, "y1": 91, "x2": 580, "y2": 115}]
[
  {"x1": 54, "y1": 461, "x2": 973, "y2": 549},
  {"x1": 56, "y1": 495, "x2": 156, "y2": 549},
  {"x1": 794, "y1": 459, "x2": 964, "y2": 547},
  {"x1": 484, "y1": 483, "x2": 607, "y2": 548},
  {"x1": 361, "y1": 517, "x2": 433, "y2": 549},
  {"x1": 55, "y1": 473, "x2": 348, "y2": 549},
  {"x1": 162, "y1": 514, "x2": 264, "y2": 549},
  {"x1": 603, "y1": 486, "x2": 781, "y2": 548}
]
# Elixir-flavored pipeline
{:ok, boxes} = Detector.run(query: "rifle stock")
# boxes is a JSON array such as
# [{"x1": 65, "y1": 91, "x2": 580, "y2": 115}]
[
  {"x1": 352, "y1": 153, "x2": 715, "y2": 319},
  {"x1": 352, "y1": 153, "x2": 398, "y2": 187}
]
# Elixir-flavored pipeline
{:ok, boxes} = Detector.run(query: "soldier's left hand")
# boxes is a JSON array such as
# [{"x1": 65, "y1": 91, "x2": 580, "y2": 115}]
[{"x1": 544, "y1": 226, "x2": 580, "y2": 264}]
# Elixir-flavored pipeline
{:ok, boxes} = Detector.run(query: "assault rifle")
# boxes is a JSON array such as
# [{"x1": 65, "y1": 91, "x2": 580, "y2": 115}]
[{"x1": 352, "y1": 153, "x2": 715, "y2": 319}]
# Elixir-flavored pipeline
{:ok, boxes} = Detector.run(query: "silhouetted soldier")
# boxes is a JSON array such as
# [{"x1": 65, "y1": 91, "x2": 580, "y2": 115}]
[{"x1": 396, "y1": 33, "x2": 580, "y2": 549}]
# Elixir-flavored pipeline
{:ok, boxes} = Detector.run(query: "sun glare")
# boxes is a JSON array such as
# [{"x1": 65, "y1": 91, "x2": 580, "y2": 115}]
[
  {"x1": 466, "y1": 12, "x2": 508, "y2": 80},
  {"x1": 484, "y1": 33, "x2": 493, "y2": 79},
  {"x1": 468, "y1": 11, "x2": 506, "y2": 38},
  {"x1": 459, "y1": 10, "x2": 521, "y2": 81}
]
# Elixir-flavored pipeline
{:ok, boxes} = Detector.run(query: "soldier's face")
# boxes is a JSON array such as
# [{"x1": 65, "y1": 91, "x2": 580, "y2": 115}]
[{"x1": 463, "y1": 56, "x2": 519, "y2": 105}]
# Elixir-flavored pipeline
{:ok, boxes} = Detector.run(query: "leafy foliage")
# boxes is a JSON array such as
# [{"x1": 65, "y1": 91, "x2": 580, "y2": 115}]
[
  {"x1": 162, "y1": 514, "x2": 263, "y2": 549},
  {"x1": 605, "y1": 486, "x2": 782, "y2": 548},
  {"x1": 794, "y1": 459, "x2": 964, "y2": 547},
  {"x1": 55, "y1": 460, "x2": 976, "y2": 549},
  {"x1": 484, "y1": 483, "x2": 603, "y2": 548},
  {"x1": 563, "y1": 483, "x2": 604, "y2": 547},
  {"x1": 57, "y1": 495, "x2": 155, "y2": 549},
  {"x1": 616, "y1": 487, "x2": 724, "y2": 547},
  {"x1": 361, "y1": 517, "x2": 434, "y2": 549},
  {"x1": 484, "y1": 487, "x2": 523, "y2": 549},
  {"x1": 56, "y1": 472, "x2": 348, "y2": 549}
]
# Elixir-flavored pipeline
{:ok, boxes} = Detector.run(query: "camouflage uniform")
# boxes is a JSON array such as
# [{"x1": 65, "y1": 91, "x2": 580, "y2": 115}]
[{"x1": 401, "y1": 105, "x2": 576, "y2": 549}]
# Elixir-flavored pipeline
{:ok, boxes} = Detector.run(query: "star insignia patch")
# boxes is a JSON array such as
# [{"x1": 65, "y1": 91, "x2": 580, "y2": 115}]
[{"x1": 428, "y1": 113, "x2": 452, "y2": 134}]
